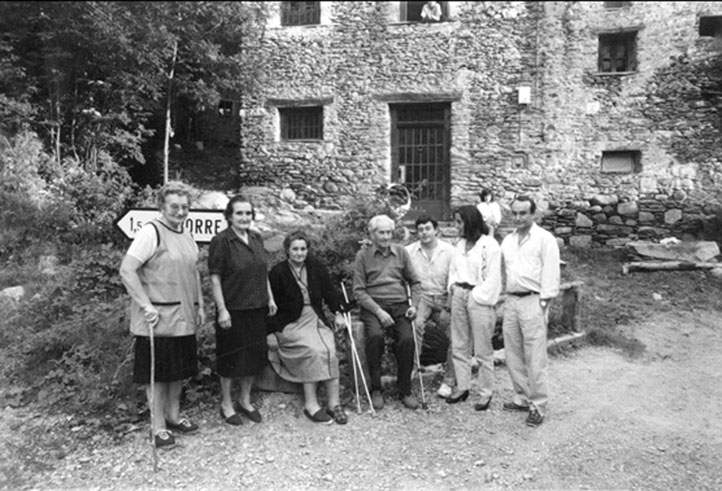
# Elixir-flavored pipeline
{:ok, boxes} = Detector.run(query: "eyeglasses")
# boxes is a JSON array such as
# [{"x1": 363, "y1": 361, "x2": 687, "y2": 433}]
[
  {"x1": 511, "y1": 211, "x2": 530, "y2": 217},
  {"x1": 169, "y1": 204, "x2": 190, "y2": 212}
]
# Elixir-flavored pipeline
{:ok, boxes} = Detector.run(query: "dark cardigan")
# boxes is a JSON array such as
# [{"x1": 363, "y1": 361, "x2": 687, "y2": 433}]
[{"x1": 267, "y1": 256, "x2": 342, "y2": 333}]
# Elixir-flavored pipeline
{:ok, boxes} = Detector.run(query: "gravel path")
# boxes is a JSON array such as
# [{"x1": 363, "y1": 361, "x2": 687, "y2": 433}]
[{"x1": 3, "y1": 309, "x2": 720, "y2": 490}]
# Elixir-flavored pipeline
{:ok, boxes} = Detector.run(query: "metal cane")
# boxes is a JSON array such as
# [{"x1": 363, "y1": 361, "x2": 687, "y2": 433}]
[
  {"x1": 406, "y1": 285, "x2": 428, "y2": 410},
  {"x1": 147, "y1": 315, "x2": 159, "y2": 472},
  {"x1": 341, "y1": 283, "x2": 375, "y2": 414}
]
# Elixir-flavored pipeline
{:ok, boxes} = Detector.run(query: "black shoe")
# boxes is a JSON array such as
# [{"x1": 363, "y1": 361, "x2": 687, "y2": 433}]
[
  {"x1": 235, "y1": 401, "x2": 262, "y2": 423},
  {"x1": 165, "y1": 418, "x2": 199, "y2": 434},
  {"x1": 152, "y1": 429, "x2": 176, "y2": 449},
  {"x1": 304, "y1": 408, "x2": 333, "y2": 424},
  {"x1": 220, "y1": 407, "x2": 243, "y2": 426},
  {"x1": 326, "y1": 405, "x2": 348, "y2": 425},
  {"x1": 503, "y1": 401, "x2": 529, "y2": 412},
  {"x1": 474, "y1": 396, "x2": 492, "y2": 411},
  {"x1": 526, "y1": 406, "x2": 544, "y2": 427},
  {"x1": 446, "y1": 390, "x2": 469, "y2": 404}
]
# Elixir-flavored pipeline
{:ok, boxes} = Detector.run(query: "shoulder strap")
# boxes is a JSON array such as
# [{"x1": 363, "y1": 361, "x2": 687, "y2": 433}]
[{"x1": 149, "y1": 221, "x2": 161, "y2": 249}]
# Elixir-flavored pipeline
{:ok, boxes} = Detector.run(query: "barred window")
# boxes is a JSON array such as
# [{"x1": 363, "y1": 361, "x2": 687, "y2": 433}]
[
  {"x1": 598, "y1": 31, "x2": 637, "y2": 73},
  {"x1": 218, "y1": 100, "x2": 233, "y2": 118},
  {"x1": 281, "y1": 2, "x2": 320, "y2": 26},
  {"x1": 280, "y1": 107, "x2": 323, "y2": 141}
]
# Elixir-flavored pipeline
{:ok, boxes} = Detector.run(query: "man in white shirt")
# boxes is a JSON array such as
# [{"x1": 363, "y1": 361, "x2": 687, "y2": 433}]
[
  {"x1": 405, "y1": 215, "x2": 456, "y2": 398},
  {"x1": 500, "y1": 196, "x2": 560, "y2": 427}
]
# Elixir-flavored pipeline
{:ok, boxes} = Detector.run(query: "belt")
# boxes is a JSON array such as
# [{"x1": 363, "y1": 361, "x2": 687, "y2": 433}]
[
  {"x1": 507, "y1": 290, "x2": 539, "y2": 297},
  {"x1": 454, "y1": 282, "x2": 475, "y2": 290}
]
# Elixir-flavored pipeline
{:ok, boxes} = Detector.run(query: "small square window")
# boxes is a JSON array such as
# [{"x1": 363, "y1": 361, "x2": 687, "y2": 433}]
[
  {"x1": 280, "y1": 106, "x2": 323, "y2": 141},
  {"x1": 218, "y1": 100, "x2": 233, "y2": 118},
  {"x1": 400, "y1": 2, "x2": 448, "y2": 22},
  {"x1": 601, "y1": 150, "x2": 640, "y2": 173},
  {"x1": 699, "y1": 16, "x2": 722, "y2": 37},
  {"x1": 604, "y1": 2, "x2": 631, "y2": 9},
  {"x1": 598, "y1": 31, "x2": 637, "y2": 73},
  {"x1": 281, "y1": 1, "x2": 320, "y2": 26}
]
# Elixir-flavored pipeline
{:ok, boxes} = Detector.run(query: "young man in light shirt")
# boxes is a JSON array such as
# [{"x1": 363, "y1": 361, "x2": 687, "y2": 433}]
[
  {"x1": 405, "y1": 215, "x2": 456, "y2": 399},
  {"x1": 500, "y1": 196, "x2": 560, "y2": 427}
]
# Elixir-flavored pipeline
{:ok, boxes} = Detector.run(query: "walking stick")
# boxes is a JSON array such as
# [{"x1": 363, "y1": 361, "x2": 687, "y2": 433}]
[
  {"x1": 147, "y1": 316, "x2": 159, "y2": 472},
  {"x1": 341, "y1": 283, "x2": 375, "y2": 415},
  {"x1": 406, "y1": 284, "x2": 428, "y2": 410}
]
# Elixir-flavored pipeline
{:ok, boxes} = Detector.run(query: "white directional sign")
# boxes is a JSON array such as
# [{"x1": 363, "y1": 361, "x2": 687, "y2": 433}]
[{"x1": 114, "y1": 208, "x2": 227, "y2": 244}]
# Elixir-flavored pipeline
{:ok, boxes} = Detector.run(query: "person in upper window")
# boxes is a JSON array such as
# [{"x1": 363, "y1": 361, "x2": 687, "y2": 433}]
[
  {"x1": 421, "y1": 1, "x2": 443, "y2": 22},
  {"x1": 476, "y1": 188, "x2": 502, "y2": 239}
]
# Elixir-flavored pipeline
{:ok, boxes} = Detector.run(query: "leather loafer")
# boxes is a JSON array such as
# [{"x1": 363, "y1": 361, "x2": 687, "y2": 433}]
[
  {"x1": 503, "y1": 401, "x2": 529, "y2": 412},
  {"x1": 304, "y1": 408, "x2": 333, "y2": 424},
  {"x1": 220, "y1": 407, "x2": 243, "y2": 426},
  {"x1": 446, "y1": 390, "x2": 469, "y2": 404},
  {"x1": 371, "y1": 390, "x2": 384, "y2": 410},
  {"x1": 235, "y1": 401, "x2": 262, "y2": 423},
  {"x1": 474, "y1": 396, "x2": 492, "y2": 411}
]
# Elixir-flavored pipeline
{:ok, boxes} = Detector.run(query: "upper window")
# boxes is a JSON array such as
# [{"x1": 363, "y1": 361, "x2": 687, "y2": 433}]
[
  {"x1": 280, "y1": 106, "x2": 323, "y2": 141},
  {"x1": 218, "y1": 100, "x2": 233, "y2": 118},
  {"x1": 603, "y1": 2, "x2": 631, "y2": 8},
  {"x1": 601, "y1": 151, "x2": 640, "y2": 173},
  {"x1": 699, "y1": 16, "x2": 722, "y2": 37},
  {"x1": 281, "y1": 1, "x2": 320, "y2": 26},
  {"x1": 598, "y1": 31, "x2": 637, "y2": 73},
  {"x1": 400, "y1": 2, "x2": 448, "y2": 22}
]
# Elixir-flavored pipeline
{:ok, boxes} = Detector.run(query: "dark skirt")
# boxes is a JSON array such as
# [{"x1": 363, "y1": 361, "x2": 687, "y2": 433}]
[
  {"x1": 216, "y1": 308, "x2": 268, "y2": 378},
  {"x1": 133, "y1": 335, "x2": 198, "y2": 384}
]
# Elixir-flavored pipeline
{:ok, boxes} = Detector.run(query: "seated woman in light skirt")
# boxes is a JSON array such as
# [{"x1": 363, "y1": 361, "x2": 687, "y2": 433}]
[{"x1": 268, "y1": 231, "x2": 347, "y2": 425}]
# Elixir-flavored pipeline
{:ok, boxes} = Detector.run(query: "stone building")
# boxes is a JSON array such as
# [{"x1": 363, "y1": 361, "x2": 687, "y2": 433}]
[{"x1": 239, "y1": 1, "x2": 722, "y2": 245}]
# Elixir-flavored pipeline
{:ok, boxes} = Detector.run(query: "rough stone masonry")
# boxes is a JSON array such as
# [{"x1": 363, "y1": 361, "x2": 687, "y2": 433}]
[{"x1": 238, "y1": 1, "x2": 722, "y2": 245}]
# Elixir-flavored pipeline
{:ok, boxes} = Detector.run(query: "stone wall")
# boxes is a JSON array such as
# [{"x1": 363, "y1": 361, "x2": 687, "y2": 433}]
[{"x1": 239, "y1": 1, "x2": 722, "y2": 243}]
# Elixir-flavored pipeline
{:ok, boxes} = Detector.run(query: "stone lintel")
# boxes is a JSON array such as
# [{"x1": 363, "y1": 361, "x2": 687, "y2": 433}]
[
  {"x1": 265, "y1": 97, "x2": 334, "y2": 107},
  {"x1": 373, "y1": 92, "x2": 463, "y2": 103}
]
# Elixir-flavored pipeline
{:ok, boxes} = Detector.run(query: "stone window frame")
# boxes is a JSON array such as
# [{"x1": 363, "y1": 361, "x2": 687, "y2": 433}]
[
  {"x1": 280, "y1": 1, "x2": 320, "y2": 26},
  {"x1": 698, "y1": 15, "x2": 722, "y2": 37},
  {"x1": 600, "y1": 150, "x2": 641, "y2": 174},
  {"x1": 268, "y1": 2, "x2": 332, "y2": 29},
  {"x1": 267, "y1": 97, "x2": 333, "y2": 143},
  {"x1": 596, "y1": 28, "x2": 640, "y2": 74}
]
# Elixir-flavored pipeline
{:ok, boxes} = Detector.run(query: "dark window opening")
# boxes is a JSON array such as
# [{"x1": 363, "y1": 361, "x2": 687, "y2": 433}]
[
  {"x1": 218, "y1": 100, "x2": 233, "y2": 118},
  {"x1": 280, "y1": 106, "x2": 323, "y2": 141},
  {"x1": 281, "y1": 1, "x2": 320, "y2": 26},
  {"x1": 604, "y1": 2, "x2": 631, "y2": 9},
  {"x1": 400, "y1": 2, "x2": 449, "y2": 22},
  {"x1": 699, "y1": 16, "x2": 722, "y2": 37},
  {"x1": 598, "y1": 31, "x2": 637, "y2": 73},
  {"x1": 601, "y1": 150, "x2": 640, "y2": 173}
]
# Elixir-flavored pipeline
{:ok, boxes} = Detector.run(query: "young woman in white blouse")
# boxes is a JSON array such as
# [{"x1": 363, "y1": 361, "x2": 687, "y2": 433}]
[{"x1": 446, "y1": 205, "x2": 502, "y2": 410}]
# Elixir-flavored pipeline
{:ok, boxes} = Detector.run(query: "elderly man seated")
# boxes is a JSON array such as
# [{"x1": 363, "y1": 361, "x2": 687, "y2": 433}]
[{"x1": 353, "y1": 214, "x2": 422, "y2": 410}]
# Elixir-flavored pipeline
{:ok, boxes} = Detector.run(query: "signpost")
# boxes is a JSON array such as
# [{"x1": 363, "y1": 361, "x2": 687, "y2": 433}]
[{"x1": 114, "y1": 208, "x2": 227, "y2": 244}]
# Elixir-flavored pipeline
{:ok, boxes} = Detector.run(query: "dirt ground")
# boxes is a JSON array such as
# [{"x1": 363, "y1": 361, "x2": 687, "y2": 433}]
[{"x1": 2, "y1": 249, "x2": 722, "y2": 490}]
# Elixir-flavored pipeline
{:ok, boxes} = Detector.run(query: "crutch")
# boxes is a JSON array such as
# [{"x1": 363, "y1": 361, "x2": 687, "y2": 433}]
[
  {"x1": 147, "y1": 315, "x2": 159, "y2": 472},
  {"x1": 406, "y1": 284, "x2": 428, "y2": 410},
  {"x1": 341, "y1": 283, "x2": 375, "y2": 415}
]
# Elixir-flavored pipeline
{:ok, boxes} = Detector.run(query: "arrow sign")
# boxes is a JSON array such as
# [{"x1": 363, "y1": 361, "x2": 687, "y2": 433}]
[{"x1": 114, "y1": 208, "x2": 227, "y2": 244}]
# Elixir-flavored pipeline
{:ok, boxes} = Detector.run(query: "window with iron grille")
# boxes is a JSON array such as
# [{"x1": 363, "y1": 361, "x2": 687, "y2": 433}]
[
  {"x1": 400, "y1": 2, "x2": 449, "y2": 22},
  {"x1": 281, "y1": 2, "x2": 320, "y2": 26},
  {"x1": 601, "y1": 150, "x2": 640, "y2": 173},
  {"x1": 280, "y1": 106, "x2": 323, "y2": 141},
  {"x1": 699, "y1": 16, "x2": 722, "y2": 37},
  {"x1": 598, "y1": 31, "x2": 637, "y2": 73},
  {"x1": 603, "y1": 2, "x2": 631, "y2": 8}
]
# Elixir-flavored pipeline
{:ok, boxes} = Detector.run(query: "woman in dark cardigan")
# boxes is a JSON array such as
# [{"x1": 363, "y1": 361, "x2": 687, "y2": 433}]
[{"x1": 268, "y1": 230, "x2": 347, "y2": 425}]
